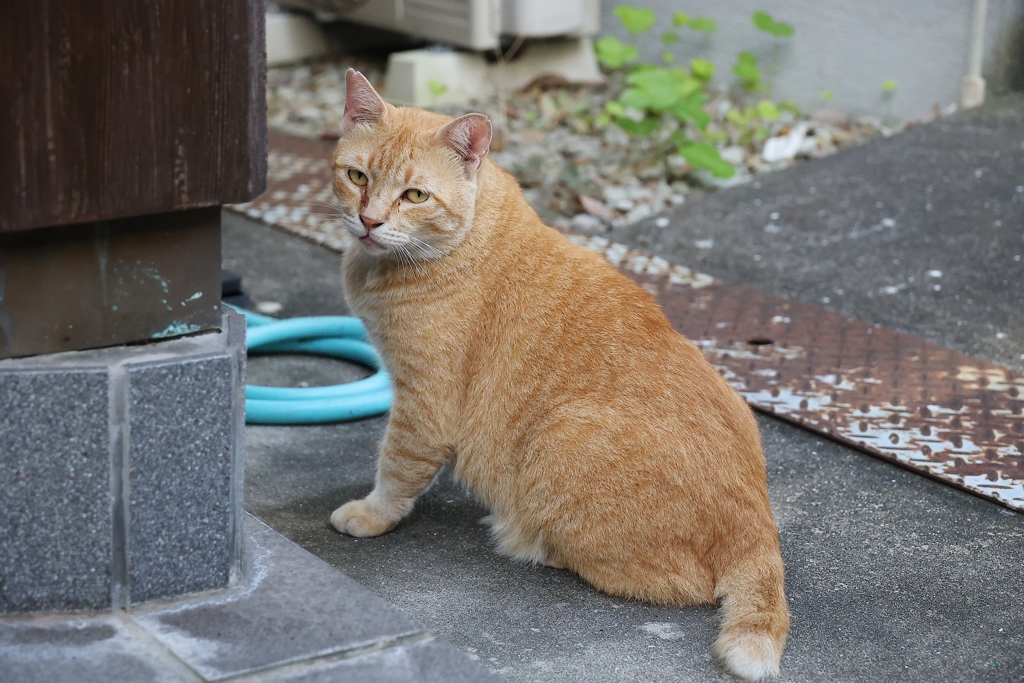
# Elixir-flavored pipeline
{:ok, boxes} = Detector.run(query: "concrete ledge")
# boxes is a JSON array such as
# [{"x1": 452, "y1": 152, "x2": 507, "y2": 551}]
[
  {"x1": 0, "y1": 312, "x2": 246, "y2": 613},
  {"x1": 0, "y1": 515, "x2": 502, "y2": 683}
]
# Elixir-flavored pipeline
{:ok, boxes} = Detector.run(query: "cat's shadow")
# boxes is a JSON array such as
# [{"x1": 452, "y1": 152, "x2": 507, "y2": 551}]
[
  {"x1": 312, "y1": 464, "x2": 596, "y2": 589},
  {"x1": 324, "y1": 465, "x2": 496, "y2": 544}
]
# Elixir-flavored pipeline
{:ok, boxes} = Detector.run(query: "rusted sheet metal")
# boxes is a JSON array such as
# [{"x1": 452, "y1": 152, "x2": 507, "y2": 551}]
[
  {"x1": 229, "y1": 133, "x2": 1024, "y2": 512},
  {"x1": 572, "y1": 234, "x2": 1024, "y2": 512}
]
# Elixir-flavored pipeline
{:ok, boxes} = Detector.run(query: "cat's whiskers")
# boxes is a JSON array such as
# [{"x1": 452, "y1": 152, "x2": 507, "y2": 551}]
[
  {"x1": 391, "y1": 244, "x2": 423, "y2": 278},
  {"x1": 305, "y1": 199, "x2": 346, "y2": 215},
  {"x1": 307, "y1": 234, "x2": 328, "y2": 256},
  {"x1": 403, "y1": 234, "x2": 443, "y2": 260},
  {"x1": 404, "y1": 243, "x2": 432, "y2": 263},
  {"x1": 399, "y1": 239, "x2": 430, "y2": 261}
]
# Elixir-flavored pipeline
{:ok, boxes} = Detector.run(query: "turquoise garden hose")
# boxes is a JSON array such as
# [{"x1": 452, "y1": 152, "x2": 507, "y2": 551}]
[{"x1": 228, "y1": 305, "x2": 393, "y2": 424}]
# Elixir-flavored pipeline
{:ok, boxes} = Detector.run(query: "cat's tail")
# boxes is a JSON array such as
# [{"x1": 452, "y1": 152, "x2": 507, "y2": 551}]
[{"x1": 713, "y1": 546, "x2": 789, "y2": 681}]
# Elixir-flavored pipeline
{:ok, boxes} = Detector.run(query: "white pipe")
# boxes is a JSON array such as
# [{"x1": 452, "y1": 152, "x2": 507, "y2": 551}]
[{"x1": 961, "y1": 0, "x2": 989, "y2": 109}]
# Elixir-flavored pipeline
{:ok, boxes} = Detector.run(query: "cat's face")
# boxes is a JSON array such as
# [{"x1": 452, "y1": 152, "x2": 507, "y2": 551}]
[{"x1": 332, "y1": 70, "x2": 492, "y2": 262}]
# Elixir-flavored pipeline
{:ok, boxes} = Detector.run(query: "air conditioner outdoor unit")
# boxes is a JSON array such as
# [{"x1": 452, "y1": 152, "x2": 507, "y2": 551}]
[
  {"x1": 277, "y1": 0, "x2": 603, "y2": 105},
  {"x1": 334, "y1": 0, "x2": 600, "y2": 50}
]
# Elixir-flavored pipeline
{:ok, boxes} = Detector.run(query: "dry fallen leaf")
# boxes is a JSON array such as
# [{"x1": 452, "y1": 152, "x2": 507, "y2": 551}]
[{"x1": 578, "y1": 194, "x2": 617, "y2": 222}]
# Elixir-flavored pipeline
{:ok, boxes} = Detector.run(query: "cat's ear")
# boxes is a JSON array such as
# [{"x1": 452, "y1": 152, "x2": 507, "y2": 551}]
[
  {"x1": 343, "y1": 69, "x2": 388, "y2": 130},
  {"x1": 436, "y1": 114, "x2": 492, "y2": 178}
]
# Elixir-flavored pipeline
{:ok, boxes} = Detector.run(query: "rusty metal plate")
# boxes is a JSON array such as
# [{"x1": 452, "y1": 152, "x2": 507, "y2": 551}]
[
  {"x1": 228, "y1": 133, "x2": 1024, "y2": 511},
  {"x1": 229, "y1": 131, "x2": 353, "y2": 251},
  {"x1": 574, "y1": 234, "x2": 1024, "y2": 512}
]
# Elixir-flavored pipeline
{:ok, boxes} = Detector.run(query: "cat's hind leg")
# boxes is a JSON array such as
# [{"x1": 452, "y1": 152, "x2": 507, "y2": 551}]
[
  {"x1": 483, "y1": 512, "x2": 564, "y2": 568},
  {"x1": 331, "y1": 414, "x2": 451, "y2": 537}
]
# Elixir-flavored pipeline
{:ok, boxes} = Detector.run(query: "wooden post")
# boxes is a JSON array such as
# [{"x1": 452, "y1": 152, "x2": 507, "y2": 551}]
[{"x1": 0, "y1": 0, "x2": 267, "y2": 358}]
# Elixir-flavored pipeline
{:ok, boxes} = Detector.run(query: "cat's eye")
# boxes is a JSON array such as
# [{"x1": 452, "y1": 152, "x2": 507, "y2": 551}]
[
  {"x1": 348, "y1": 169, "x2": 368, "y2": 186},
  {"x1": 404, "y1": 188, "x2": 429, "y2": 203}
]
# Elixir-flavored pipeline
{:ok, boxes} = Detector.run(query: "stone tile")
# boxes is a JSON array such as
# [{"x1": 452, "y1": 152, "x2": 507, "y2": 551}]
[
  {"x1": 260, "y1": 638, "x2": 505, "y2": 683},
  {"x1": 131, "y1": 514, "x2": 424, "y2": 681},
  {"x1": 127, "y1": 353, "x2": 236, "y2": 603},
  {"x1": 0, "y1": 368, "x2": 112, "y2": 613},
  {"x1": 0, "y1": 615, "x2": 196, "y2": 683}
]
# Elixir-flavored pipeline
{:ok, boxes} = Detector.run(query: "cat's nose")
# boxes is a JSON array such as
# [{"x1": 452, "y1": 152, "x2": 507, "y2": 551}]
[{"x1": 359, "y1": 215, "x2": 384, "y2": 231}]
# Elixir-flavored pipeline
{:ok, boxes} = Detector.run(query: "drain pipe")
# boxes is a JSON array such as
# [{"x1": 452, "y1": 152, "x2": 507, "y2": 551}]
[{"x1": 961, "y1": 0, "x2": 989, "y2": 109}]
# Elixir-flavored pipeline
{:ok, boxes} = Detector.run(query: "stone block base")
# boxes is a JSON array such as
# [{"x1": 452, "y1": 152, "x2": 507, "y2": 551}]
[{"x1": 0, "y1": 312, "x2": 245, "y2": 613}]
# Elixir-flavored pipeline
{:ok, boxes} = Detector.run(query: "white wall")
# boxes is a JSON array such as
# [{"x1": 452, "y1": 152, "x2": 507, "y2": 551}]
[{"x1": 599, "y1": 0, "x2": 1024, "y2": 119}]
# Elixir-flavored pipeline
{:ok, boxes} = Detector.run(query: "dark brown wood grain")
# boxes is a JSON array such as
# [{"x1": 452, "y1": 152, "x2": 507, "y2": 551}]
[{"x1": 0, "y1": 0, "x2": 267, "y2": 232}]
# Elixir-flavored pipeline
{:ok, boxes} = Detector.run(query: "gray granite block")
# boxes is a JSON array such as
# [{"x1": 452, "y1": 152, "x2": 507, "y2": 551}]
[
  {"x1": 0, "y1": 316, "x2": 244, "y2": 614},
  {"x1": 0, "y1": 369, "x2": 112, "y2": 613},
  {"x1": 263, "y1": 638, "x2": 505, "y2": 683},
  {"x1": 127, "y1": 352, "x2": 236, "y2": 604},
  {"x1": 0, "y1": 616, "x2": 197, "y2": 683},
  {"x1": 132, "y1": 514, "x2": 425, "y2": 681}
]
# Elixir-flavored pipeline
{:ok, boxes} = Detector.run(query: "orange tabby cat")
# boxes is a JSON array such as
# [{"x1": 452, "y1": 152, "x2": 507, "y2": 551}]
[{"x1": 329, "y1": 70, "x2": 789, "y2": 681}]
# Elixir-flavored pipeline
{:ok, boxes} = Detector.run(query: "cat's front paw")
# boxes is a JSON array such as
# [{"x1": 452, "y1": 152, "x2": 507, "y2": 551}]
[{"x1": 330, "y1": 499, "x2": 395, "y2": 537}]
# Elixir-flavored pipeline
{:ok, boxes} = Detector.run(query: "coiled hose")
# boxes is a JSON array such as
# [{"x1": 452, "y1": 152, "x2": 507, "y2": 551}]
[{"x1": 228, "y1": 305, "x2": 392, "y2": 424}]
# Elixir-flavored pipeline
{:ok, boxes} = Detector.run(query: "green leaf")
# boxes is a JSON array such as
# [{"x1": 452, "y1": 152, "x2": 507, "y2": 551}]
[
  {"x1": 427, "y1": 79, "x2": 448, "y2": 96},
  {"x1": 625, "y1": 75, "x2": 678, "y2": 111},
  {"x1": 736, "y1": 51, "x2": 758, "y2": 67},
  {"x1": 660, "y1": 31, "x2": 680, "y2": 44},
  {"x1": 733, "y1": 51, "x2": 761, "y2": 88},
  {"x1": 618, "y1": 87, "x2": 654, "y2": 111},
  {"x1": 725, "y1": 108, "x2": 747, "y2": 126},
  {"x1": 819, "y1": 89, "x2": 834, "y2": 101},
  {"x1": 613, "y1": 5, "x2": 656, "y2": 33},
  {"x1": 690, "y1": 58, "x2": 715, "y2": 81},
  {"x1": 615, "y1": 116, "x2": 660, "y2": 136},
  {"x1": 756, "y1": 99, "x2": 780, "y2": 121},
  {"x1": 672, "y1": 12, "x2": 690, "y2": 27},
  {"x1": 662, "y1": 51, "x2": 676, "y2": 64},
  {"x1": 669, "y1": 130, "x2": 688, "y2": 148},
  {"x1": 752, "y1": 11, "x2": 794, "y2": 37},
  {"x1": 688, "y1": 17, "x2": 717, "y2": 33},
  {"x1": 676, "y1": 73, "x2": 705, "y2": 97},
  {"x1": 616, "y1": 67, "x2": 706, "y2": 117},
  {"x1": 670, "y1": 101, "x2": 710, "y2": 130},
  {"x1": 686, "y1": 89, "x2": 709, "y2": 106},
  {"x1": 594, "y1": 36, "x2": 638, "y2": 69},
  {"x1": 604, "y1": 101, "x2": 626, "y2": 117},
  {"x1": 702, "y1": 129, "x2": 728, "y2": 143},
  {"x1": 679, "y1": 143, "x2": 735, "y2": 178},
  {"x1": 594, "y1": 114, "x2": 611, "y2": 127},
  {"x1": 882, "y1": 78, "x2": 898, "y2": 92}
]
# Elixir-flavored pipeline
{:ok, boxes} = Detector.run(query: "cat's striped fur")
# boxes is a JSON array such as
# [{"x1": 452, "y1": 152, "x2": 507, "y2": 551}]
[{"x1": 329, "y1": 70, "x2": 789, "y2": 680}]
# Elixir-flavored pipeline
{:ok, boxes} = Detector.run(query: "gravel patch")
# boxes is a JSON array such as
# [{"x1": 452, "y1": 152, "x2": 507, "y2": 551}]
[{"x1": 267, "y1": 56, "x2": 952, "y2": 234}]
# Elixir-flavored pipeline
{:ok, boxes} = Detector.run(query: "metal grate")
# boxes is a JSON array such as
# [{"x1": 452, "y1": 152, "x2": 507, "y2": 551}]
[{"x1": 228, "y1": 132, "x2": 1024, "y2": 511}]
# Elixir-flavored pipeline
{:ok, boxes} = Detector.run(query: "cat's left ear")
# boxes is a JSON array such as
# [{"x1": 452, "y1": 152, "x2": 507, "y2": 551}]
[{"x1": 436, "y1": 114, "x2": 492, "y2": 178}]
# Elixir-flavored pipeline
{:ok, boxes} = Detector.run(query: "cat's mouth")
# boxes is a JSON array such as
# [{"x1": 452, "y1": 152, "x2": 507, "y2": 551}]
[{"x1": 359, "y1": 234, "x2": 387, "y2": 251}]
